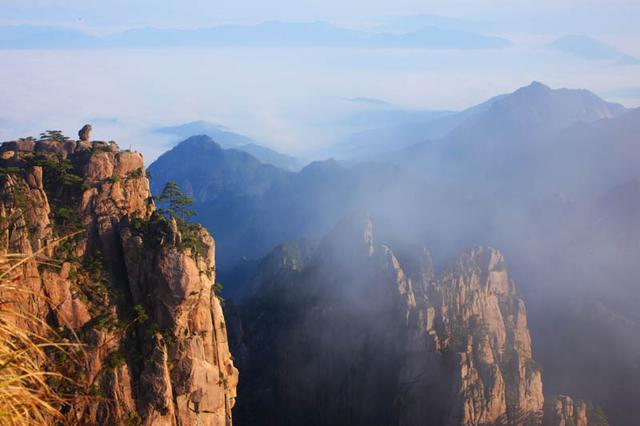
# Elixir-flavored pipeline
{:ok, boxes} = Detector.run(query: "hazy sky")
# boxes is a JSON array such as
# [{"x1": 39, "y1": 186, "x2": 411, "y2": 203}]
[
  {"x1": 1, "y1": 0, "x2": 640, "y2": 26},
  {"x1": 1, "y1": 0, "x2": 639, "y2": 34},
  {"x1": 0, "y1": 1, "x2": 639, "y2": 160}
]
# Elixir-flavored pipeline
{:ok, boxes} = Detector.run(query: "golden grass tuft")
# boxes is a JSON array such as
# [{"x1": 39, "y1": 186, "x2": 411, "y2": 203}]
[{"x1": 0, "y1": 240, "x2": 82, "y2": 425}]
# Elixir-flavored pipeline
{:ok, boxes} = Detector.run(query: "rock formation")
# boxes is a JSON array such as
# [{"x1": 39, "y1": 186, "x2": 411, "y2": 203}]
[
  {"x1": 544, "y1": 395, "x2": 588, "y2": 426},
  {"x1": 231, "y1": 214, "x2": 597, "y2": 426},
  {"x1": 397, "y1": 245, "x2": 545, "y2": 425},
  {"x1": 78, "y1": 124, "x2": 92, "y2": 142},
  {"x1": 0, "y1": 134, "x2": 237, "y2": 425}
]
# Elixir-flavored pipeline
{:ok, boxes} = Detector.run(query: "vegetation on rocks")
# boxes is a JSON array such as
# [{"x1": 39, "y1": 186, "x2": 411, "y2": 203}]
[
  {"x1": 155, "y1": 180, "x2": 206, "y2": 257},
  {"x1": 0, "y1": 135, "x2": 237, "y2": 425},
  {"x1": 0, "y1": 244, "x2": 83, "y2": 425},
  {"x1": 38, "y1": 130, "x2": 70, "y2": 143}
]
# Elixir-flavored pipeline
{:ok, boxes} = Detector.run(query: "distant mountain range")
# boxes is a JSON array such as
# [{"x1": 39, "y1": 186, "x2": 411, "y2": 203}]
[
  {"x1": 149, "y1": 82, "x2": 634, "y2": 269},
  {"x1": 450, "y1": 80, "x2": 625, "y2": 134},
  {"x1": 330, "y1": 81, "x2": 625, "y2": 162},
  {"x1": 154, "y1": 121, "x2": 302, "y2": 171},
  {"x1": 145, "y1": 83, "x2": 638, "y2": 272},
  {"x1": 548, "y1": 35, "x2": 640, "y2": 65},
  {"x1": 410, "y1": 81, "x2": 626, "y2": 159},
  {"x1": 147, "y1": 83, "x2": 640, "y2": 423},
  {"x1": 334, "y1": 93, "x2": 517, "y2": 161},
  {"x1": 0, "y1": 22, "x2": 510, "y2": 50}
]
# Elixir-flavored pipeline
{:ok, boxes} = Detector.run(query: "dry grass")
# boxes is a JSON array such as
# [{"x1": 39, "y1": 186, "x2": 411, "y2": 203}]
[
  {"x1": 0, "y1": 237, "x2": 83, "y2": 425},
  {"x1": 0, "y1": 310, "x2": 68, "y2": 425}
]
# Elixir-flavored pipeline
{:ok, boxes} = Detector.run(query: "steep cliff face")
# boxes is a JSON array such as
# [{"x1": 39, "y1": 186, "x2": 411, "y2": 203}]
[
  {"x1": 232, "y1": 214, "x2": 549, "y2": 425},
  {"x1": 399, "y1": 247, "x2": 543, "y2": 425},
  {"x1": 0, "y1": 137, "x2": 237, "y2": 425}
]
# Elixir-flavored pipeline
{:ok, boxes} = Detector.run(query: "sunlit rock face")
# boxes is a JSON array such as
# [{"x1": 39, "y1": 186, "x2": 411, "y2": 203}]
[
  {"x1": 232, "y1": 214, "x2": 554, "y2": 425},
  {"x1": 544, "y1": 395, "x2": 588, "y2": 426},
  {"x1": 0, "y1": 137, "x2": 236, "y2": 425},
  {"x1": 400, "y1": 246, "x2": 544, "y2": 425}
]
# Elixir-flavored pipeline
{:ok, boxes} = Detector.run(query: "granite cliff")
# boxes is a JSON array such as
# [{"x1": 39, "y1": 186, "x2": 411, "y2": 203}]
[
  {"x1": 0, "y1": 134, "x2": 237, "y2": 425},
  {"x1": 231, "y1": 214, "x2": 601, "y2": 426}
]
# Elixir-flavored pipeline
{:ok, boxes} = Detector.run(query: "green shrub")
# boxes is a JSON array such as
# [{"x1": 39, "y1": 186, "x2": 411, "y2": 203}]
[
  {"x1": 106, "y1": 351, "x2": 126, "y2": 369},
  {"x1": 133, "y1": 305, "x2": 149, "y2": 324},
  {"x1": 212, "y1": 282, "x2": 225, "y2": 305},
  {"x1": 126, "y1": 411, "x2": 143, "y2": 426},
  {"x1": 126, "y1": 168, "x2": 143, "y2": 180},
  {"x1": 0, "y1": 167, "x2": 21, "y2": 177},
  {"x1": 179, "y1": 222, "x2": 206, "y2": 257},
  {"x1": 218, "y1": 371, "x2": 229, "y2": 389}
]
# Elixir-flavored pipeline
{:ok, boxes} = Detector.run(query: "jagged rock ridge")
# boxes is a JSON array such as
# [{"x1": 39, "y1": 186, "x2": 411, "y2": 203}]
[
  {"x1": 0, "y1": 136, "x2": 237, "y2": 425},
  {"x1": 231, "y1": 214, "x2": 599, "y2": 425}
]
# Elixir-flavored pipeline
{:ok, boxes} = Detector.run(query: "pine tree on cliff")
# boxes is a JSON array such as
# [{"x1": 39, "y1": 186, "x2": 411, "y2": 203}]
[
  {"x1": 38, "y1": 130, "x2": 70, "y2": 142},
  {"x1": 156, "y1": 181, "x2": 196, "y2": 223}
]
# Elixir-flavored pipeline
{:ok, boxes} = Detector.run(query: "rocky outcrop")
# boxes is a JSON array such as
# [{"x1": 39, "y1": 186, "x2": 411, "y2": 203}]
[
  {"x1": 231, "y1": 214, "x2": 548, "y2": 425},
  {"x1": 399, "y1": 246, "x2": 544, "y2": 425},
  {"x1": 544, "y1": 395, "x2": 588, "y2": 426},
  {"x1": 78, "y1": 124, "x2": 92, "y2": 142},
  {"x1": 0, "y1": 136, "x2": 237, "y2": 425}
]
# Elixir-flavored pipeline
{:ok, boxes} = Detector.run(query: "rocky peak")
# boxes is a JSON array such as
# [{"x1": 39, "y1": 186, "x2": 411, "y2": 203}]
[
  {"x1": 516, "y1": 81, "x2": 552, "y2": 96},
  {"x1": 0, "y1": 133, "x2": 237, "y2": 425},
  {"x1": 449, "y1": 81, "x2": 627, "y2": 148},
  {"x1": 175, "y1": 134, "x2": 224, "y2": 152}
]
